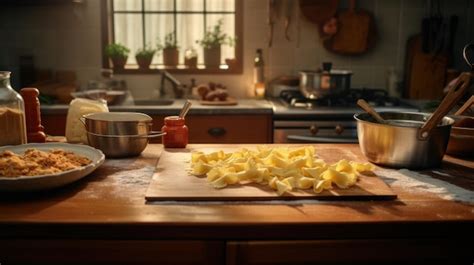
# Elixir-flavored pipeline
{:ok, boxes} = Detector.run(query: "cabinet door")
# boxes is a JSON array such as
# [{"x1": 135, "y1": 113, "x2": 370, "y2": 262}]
[
  {"x1": 186, "y1": 114, "x2": 272, "y2": 143},
  {"x1": 226, "y1": 239, "x2": 472, "y2": 265},
  {"x1": 0, "y1": 239, "x2": 224, "y2": 265}
]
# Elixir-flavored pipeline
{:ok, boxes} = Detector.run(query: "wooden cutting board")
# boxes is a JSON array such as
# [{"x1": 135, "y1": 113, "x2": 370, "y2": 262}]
[
  {"x1": 299, "y1": 0, "x2": 339, "y2": 25},
  {"x1": 199, "y1": 97, "x2": 238, "y2": 106},
  {"x1": 145, "y1": 145, "x2": 397, "y2": 201},
  {"x1": 323, "y1": 0, "x2": 376, "y2": 55},
  {"x1": 405, "y1": 35, "x2": 448, "y2": 99}
]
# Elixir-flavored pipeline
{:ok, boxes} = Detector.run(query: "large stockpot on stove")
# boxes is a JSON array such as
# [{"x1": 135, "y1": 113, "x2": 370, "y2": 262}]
[{"x1": 299, "y1": 63, "x2": 352, "y2": 99}]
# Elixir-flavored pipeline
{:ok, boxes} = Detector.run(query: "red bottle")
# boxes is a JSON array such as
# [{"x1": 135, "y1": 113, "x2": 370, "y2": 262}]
[
  {"x1": 20, "y1": 87, "x2": 46, "y2": 143},
  {"x1": 161, "y1": 116, "x2": 188, "y2": 148}
]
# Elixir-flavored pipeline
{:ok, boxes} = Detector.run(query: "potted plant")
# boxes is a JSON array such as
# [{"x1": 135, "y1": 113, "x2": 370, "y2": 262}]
[
  {"x1": 196, "y1": 19, "x2": 236, "y2": 68},
  {"x1": 158, "y1": 32, "x2": 179, "y2": 68},
  {"x1": 135, "y1": 45, "x2": 156, "y2": 70},
  {"x1": 105, "y1": 43, "x2": 130, "y2": 70}
]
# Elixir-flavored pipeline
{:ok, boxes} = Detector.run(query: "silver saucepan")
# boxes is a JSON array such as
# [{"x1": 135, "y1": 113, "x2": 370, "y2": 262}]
[
  {"x1": 354, "y1": 50, "x2": 472, "y2": 169},
  {"x1": 355, "y1": 112, "x2": 454, "y2": 169},
  {"x1": 299, "y1": 63, "x2": 352, "y2": 99}
]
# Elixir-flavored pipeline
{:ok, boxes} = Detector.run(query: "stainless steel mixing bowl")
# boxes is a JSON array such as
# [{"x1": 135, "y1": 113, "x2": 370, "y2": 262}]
[
  {"x1": 354, "y1": 112, "x2": 454, "y2": 169},
  {"x1": 82, "y1": 112, "x2": 165, "y2": 158},
  {"x1": 86, "y1": 131, "x2": 165, "y2": 158},
  {"x1": 82, "y1": 112, "x2": 153, "y2": 135}
]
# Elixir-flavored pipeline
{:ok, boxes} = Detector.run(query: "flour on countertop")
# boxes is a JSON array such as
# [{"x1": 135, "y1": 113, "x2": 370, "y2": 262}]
[
  {"x1": 376, "y1": 169, "x2": 474, "y2": 203},
  {"x1": 103, "y1": 159, "x2": 155, "y2": 186}
]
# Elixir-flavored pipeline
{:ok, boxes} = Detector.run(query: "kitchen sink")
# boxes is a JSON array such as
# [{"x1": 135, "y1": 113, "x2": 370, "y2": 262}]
[{"x1": 133, "y1": 99, "x2": 174, "y2": 106}]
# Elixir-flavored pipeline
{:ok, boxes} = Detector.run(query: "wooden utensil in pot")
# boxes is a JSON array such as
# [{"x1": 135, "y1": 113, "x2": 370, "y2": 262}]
[
  {"x1": 447, "y1": 95, "x2": 474, "y2": 157},
  {"x1": 323, "y1": 0, "x2": 376, "y2": 55}
]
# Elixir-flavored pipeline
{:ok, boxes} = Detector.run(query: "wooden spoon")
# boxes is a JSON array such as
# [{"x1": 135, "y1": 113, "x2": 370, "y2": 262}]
[
  {"x1": 454, "y1": 95, "x2": 474, "y2": 115},
  {"x1": 179, "y1": 100, "x2": 192, "y2": 118},
  {"x1": 357, "y1": 99, "x2": 386, "y2": 124},
  {"x1": 418, "y1": 72, "x2": 472, "y2": 140}
]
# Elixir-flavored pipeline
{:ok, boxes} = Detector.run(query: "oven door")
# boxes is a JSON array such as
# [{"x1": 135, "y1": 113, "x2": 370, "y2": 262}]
[{"x1": 273, "y1": 121, "x2": 358, "y2": 143}]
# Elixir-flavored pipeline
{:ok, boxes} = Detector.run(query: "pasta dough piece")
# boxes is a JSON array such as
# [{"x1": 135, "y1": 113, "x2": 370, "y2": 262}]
[{"x1": 190, "y1": 146, "x2": 375, "y2": 196}]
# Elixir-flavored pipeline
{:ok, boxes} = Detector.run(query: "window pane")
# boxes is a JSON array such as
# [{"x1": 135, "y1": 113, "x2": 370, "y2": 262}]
[
  {"x1": 176, "y1": 0, "x2": 204, "y2": 11},
  {"x1": 144, "y1": 0, "x2": 174, "y2": 11},
  {"x1": 177, "y1": 14, "x2": 204, "y2": 64},
  {"x1": 144, "y1": 14, "x2": 174, "y2": 65},
  {"x1": 114, "y1": 14, "x2": 143, "y2": 66},
  {"x1": 206, "y1": 0, "x2": 234, "y2": 12},
  {"x1": 206, "y1": 14, "x2": 235, "y2": 63},
  {"x1": 113, "y1": 0, "x2": 142, "y2": 11}
]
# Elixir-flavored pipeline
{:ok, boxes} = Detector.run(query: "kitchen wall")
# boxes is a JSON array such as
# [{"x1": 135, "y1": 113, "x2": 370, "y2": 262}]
[{"x1": 1, "y1": 0, "x2": 473, "y2": 99}]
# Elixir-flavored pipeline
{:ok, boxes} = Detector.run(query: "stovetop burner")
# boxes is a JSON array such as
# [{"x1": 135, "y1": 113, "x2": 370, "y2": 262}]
[{"x1": 280, "y1": 88, "x2": 403, "y2": 109}]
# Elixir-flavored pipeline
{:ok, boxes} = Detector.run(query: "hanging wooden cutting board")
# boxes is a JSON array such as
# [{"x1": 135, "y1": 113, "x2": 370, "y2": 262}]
[
  {"x1": 323, "y1": 0, "x2": 376, "y2": 55},
  {"x1": 405, "y1": 35, "x2": 448, "y2": 99},
  {"x1": 299, "y1": 0, "x2": 339, "y2": 25},
  {"x1": 145, "y1": 145, "x2": 397, "y2": 202}
]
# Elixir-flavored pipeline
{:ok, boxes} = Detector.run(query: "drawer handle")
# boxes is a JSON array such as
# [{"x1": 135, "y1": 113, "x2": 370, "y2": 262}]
[{"x1": 208, "y1": 127, "x2": 226, "y2": 137}]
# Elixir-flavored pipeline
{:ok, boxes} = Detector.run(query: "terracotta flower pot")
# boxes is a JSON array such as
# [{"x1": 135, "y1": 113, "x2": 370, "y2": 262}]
[
  {"x1": 204, "y1": 46, "x2": 221, "y2": 68},
  {"x1": 163, "y1": 48, "x2": 179, "y2": 67},
  {"x1": 136, "y1": 56, "x2": 153, "y2": 69},
  {"x1": 184, "y1": 56, "x2": 197, "y2": 68},
  {"x1": 111, "y1": 56, "x2": 127, "y2": 70},
  {"x1": 225, "y1": 58, "x2": 237, "y2": 69}
]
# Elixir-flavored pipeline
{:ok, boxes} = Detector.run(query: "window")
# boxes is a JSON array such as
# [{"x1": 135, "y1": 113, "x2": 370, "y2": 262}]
[{"x1": 101, "y1": 0, "x2": 243, "y2": 74}]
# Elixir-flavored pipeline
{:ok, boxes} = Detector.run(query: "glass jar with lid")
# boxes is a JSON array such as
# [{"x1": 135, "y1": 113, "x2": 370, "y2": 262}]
[{"x1": 0, "y1": 71, "x2": 27, "y2": 146}]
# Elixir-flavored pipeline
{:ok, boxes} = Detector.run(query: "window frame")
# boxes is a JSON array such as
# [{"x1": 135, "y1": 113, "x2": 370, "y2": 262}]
[{"x1": 100, "y1": 0, "x2": 243, "y2": 75}]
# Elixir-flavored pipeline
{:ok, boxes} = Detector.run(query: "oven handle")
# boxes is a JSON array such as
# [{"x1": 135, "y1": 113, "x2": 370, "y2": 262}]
[{"x1": 287, "y1": 135, "x2": 358, "y2": 143}]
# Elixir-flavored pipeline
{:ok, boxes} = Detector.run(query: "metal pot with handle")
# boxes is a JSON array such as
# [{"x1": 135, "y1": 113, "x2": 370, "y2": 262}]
[
  {"x1": 354, "y1": 44, "x2": 473, "y2": 169},
  {"x1": 299, "y1": 62, "x2": 352, "y2": 99}
]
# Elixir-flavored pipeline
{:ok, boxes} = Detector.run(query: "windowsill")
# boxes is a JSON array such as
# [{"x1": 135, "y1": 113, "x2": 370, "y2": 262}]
[{"x1": 111, "y1": 64, "x2": 243, "y2": 75}]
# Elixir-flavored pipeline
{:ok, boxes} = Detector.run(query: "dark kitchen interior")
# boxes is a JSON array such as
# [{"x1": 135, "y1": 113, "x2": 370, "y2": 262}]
[{"x1": 0, "y1": 0, "x2": 473, "y2": 264}]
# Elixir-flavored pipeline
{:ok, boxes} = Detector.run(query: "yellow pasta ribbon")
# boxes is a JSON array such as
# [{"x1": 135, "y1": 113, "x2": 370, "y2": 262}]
[{"x1": 190, "y1": 146, "x2": 374, "y2": 195}]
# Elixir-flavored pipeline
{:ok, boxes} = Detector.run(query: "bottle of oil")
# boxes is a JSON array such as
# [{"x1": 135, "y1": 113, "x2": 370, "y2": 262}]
[
  {"x1": 253, "y1": 49, "x2": 265, "y2": 98},
  {"x1": 0, "y1": 71, "x2": 27, "y2": 146}
]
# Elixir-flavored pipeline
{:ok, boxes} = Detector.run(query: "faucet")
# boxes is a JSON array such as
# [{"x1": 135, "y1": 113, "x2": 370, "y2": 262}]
[{"x1": 159, "y1": 70, "x2": 184, "y2": 98}]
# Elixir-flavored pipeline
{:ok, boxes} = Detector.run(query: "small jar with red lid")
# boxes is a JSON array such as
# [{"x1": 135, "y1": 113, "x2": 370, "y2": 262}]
[{"x1": 161, "y1": 116, "x2": 188, "y2": 148}]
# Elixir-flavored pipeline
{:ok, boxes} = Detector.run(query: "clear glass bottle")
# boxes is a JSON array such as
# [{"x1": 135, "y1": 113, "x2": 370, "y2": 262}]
[
  {"x1": 253, "y1": 49, "x2": 265, "y2": 98},
  {"x1": 0, "y1": 71, "x2": 27, "y2": 146}
]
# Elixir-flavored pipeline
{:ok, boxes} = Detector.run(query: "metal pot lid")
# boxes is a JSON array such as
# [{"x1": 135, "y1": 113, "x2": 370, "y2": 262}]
[
  {"x1": 84, "y1": 112, "x2": 152, "y2": 122},
  {"x1": 299, "y1": 70, "x2": 352, "y2": 75}
]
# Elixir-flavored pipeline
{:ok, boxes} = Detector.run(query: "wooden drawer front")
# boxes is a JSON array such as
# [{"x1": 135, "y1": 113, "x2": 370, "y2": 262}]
[
  {"x1": 0, "y1": 239, "x2": 224, "y2": 265},
  {"x1": 186, "y1": 114, "x2": 272, "y2": 144},
  {"x1": 41, "y1": 114, "x2": 273, "y2": 143},
  {"x1": 226, "y1": 239, "x2": 473, "y2": 265}
]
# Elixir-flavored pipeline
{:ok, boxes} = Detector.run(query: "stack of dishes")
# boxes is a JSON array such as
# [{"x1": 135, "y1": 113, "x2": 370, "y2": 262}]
[{"x1": 82, "y1": 112, "x2": 165, "y2": 158}]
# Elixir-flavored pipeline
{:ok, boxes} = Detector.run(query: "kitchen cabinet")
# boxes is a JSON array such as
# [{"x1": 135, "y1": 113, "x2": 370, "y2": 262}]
[
  {"x1": 1, "y1": 240, "x2": 224, "y2": 265},
  {"x1": 42, "y1": 113, "x2": 273, "y2": 143},
  {"x1": 226, "y1": 239, "x2": 469, "y2": 265},
  {"x1": 0, "y1": 144, "x2": 473, "y2": 265}
]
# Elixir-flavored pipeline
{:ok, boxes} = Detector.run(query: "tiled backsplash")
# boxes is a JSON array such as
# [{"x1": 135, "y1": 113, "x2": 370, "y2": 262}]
[{"x1": 1, "y1": 0, "x2": 473, "y2": 99}]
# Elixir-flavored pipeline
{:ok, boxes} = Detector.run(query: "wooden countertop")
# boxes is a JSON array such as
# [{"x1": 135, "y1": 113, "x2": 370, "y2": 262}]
[
  {"x1": 1, "y1": 144, "x2": 473, "y2": 264},
  {"x1": 0, "y1": 144, "x2": 472, "y2": 240}
]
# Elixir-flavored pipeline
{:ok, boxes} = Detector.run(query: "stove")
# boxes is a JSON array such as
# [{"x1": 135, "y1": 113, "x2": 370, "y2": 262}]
[
  {"x1": 280, "y1": 88, "x2": 405, "y2": 109},
  {"x1": 271, "y1": 88, "x2": 419, "y2": 143}
]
